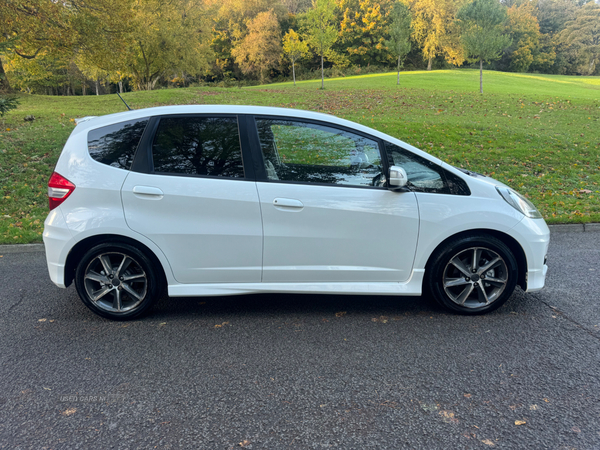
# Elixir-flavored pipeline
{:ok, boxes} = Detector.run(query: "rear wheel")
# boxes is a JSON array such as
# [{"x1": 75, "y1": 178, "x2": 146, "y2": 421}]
[
  {"x1": 426, "y1": 235, "x2": 518, "y2": 314},
  {"x1": 75, "y1": 243, "x2": 161, "y2": 320}
]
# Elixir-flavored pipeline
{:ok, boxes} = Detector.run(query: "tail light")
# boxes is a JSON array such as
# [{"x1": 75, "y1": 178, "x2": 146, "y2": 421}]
[{"x1": 48, "y1": 172, "x2": 75, "y2": 210}]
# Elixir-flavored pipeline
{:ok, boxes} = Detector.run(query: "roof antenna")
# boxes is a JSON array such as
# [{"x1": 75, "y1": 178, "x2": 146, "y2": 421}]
[{"x1": 117, "y1": 92, "x2": 133, "y2": 111}]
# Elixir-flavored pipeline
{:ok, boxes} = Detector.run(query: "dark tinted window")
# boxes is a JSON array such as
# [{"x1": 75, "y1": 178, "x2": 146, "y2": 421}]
[
  {"x1": 256, "y1": 118, "x2": 385, "y2": 188},
  {"x1": 87, "y1": 118, "x2": 148, "y2": 170},
  {"x1": 152, "y1": 116, "x2": 244, "y2": 178},
  {"x1": 385, "y1": 142, "x2": 470, "y2": 195}
]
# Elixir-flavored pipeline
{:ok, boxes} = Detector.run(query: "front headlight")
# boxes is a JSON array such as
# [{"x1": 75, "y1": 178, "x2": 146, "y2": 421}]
[{"x1": 496, "y1": 187, "x2": 542, "y2": 219}]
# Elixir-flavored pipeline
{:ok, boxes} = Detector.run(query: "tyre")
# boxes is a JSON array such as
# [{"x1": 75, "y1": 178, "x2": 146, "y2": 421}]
[
  {"x1": 426, "y1": 234, "x2": 518, "y2": 315},
  {"x1": 75, "y1": 242, "x2": 162, "y2": 320}
]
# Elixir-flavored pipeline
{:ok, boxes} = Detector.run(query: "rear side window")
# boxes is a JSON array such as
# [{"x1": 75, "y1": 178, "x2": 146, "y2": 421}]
[
  {"x1": 151, "y1": 116, "x2": 244, "y2": 178},
  {"x1": 87, "y1": 119, "x2": 149, "y2": 170}
]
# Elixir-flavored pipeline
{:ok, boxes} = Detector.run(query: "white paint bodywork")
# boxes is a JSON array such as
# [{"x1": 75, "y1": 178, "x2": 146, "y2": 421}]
[
  {"x1": 43, "y1": 105, "x2": 550, "y2": 298},
  {"x1": 121, "y1": 173, "x2": 263, "y2": 283},
  {"x1": 256, "y1": 182, "x2": 419, "y2": 283}
]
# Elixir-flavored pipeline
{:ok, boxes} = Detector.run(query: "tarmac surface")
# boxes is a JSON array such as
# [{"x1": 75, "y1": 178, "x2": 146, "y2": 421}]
[{"x1": 0, "y1": 227, "x2": 599, "y2": 449}]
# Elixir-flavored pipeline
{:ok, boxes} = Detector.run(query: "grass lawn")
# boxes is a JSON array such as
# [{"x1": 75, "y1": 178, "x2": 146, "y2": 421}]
[{"x1": 1, "y1": 69, "x2": 599, "y2": 244}]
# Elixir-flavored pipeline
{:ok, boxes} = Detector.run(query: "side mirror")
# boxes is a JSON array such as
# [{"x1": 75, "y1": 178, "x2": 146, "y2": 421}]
[{"x1": 388, "y1": 165, "x2": 408, "y2": 189}]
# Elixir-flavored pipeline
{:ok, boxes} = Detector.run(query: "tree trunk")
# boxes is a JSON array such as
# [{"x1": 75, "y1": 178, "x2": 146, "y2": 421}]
[
  {"x1": 292, "y1": 60, "x2": 296, "y2": 87},
  {"x1": 95, "y1": 78, "x2": 100, "y2": 95},
  {"x1": 118, "y1": 80, "x2": 123, "y2": 93},
  {"x1": 321, "y1": 53, "x2": 324, "y2": 90},
  {"x1": 427, "y1": 57, "x2": 432, "y2": 71},
  {"x1": 0, "y1": 58, "x2": 11, "y2": 92},
  {"x1": 82, "y1": 81, "x2": 86, "y2": 96},
  {"x1": 397, "y1": 56, "x2": 401, "y2": 85},
  {"x1": 480, "y1": 59, "x2": 483, "y2": 94}
]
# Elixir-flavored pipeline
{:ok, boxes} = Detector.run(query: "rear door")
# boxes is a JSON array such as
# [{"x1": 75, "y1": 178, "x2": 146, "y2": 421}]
[{"x1": 121, "y1": 114, "x2": 263, "y2": 284}]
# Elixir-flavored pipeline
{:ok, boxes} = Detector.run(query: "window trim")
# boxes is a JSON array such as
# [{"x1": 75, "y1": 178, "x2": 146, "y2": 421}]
[
  {"x1": 248, "y1": 115, "x2": 391, "y2": 190},
  {"x1": 131, "y1": 114, "x2": 255, "y2": 181}
]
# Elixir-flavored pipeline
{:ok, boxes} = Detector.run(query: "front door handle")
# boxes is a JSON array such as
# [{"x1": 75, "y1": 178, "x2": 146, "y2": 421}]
[
  {"x1": 132, "y1": 186, "x2": 164, "y2": 199},
  {"x1": 273, "y1": 198, "x2": 304, "y2": 210}
]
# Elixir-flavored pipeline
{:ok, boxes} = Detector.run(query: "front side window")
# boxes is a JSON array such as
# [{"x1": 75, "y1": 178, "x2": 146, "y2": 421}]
[
  {"x1": 385, "y1": 142, "x2": 470, "y2": 195},
  {"x1": 256, "y1": 118, "x2": 385, "y2": 188},
  {"x1": 88, "y1": 118, "x2": 149, "y2": 170},
  {"x1": 152, "y1": 116, "x2": 244, "y2": 178}
]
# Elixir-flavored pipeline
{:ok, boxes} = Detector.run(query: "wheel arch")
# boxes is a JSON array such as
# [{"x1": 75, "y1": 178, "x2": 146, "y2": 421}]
[
  {"x1": 64, "y1": 234, "x2": 168, "y2": 289},
  {"x1": 424, "y1": 228, "x2": 528, "y2": 291}
]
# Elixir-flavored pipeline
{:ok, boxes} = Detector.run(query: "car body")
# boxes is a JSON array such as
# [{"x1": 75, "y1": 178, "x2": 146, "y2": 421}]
[{"x1": 43, "y1": 105, "x2": 549, "y2": 319}]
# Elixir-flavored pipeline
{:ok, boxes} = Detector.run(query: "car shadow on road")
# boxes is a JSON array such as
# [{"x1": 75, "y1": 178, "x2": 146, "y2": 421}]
[
  {"x1": 149, "y1": 292, "x2": 446, "y2": 320},
  {"x1": 58, "y1": 286, "x2": 534, "y2": 323}
]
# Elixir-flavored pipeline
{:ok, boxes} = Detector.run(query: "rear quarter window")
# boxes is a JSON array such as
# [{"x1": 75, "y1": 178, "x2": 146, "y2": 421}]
[{"x1": 87, "y1": 118, "x2": 149, "y2": 170}]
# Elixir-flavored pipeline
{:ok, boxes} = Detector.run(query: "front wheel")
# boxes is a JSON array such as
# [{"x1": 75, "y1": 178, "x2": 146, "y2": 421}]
[
  {"x1": 75, "y1": 243, "x2": 162, "y2": 320},
  {"x1": 426, "y1": 235, "x2": 519, "y2": 315}
]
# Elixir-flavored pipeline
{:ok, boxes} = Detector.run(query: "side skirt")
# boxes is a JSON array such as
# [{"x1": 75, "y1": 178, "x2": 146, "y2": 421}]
[{"x1": 168, "y1": 269, "x2": 425, "y2": 297}]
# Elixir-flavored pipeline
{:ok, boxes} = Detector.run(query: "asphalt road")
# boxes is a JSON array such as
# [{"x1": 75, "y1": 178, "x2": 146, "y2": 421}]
[{"x1": 0, "y1": 230, "x2": 599, "y2": 450}]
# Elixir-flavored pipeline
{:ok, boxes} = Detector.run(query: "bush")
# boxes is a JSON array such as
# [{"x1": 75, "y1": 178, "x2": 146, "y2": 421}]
[{"x1": 0, "y1": 96, "x2": 19, "y2": 117}]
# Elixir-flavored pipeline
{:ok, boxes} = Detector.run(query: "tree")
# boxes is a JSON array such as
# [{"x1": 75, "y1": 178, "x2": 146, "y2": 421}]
[
  {"x1": 498, "y1": 3, "x2": 554, "y2": 73},
  {"x1": 232, "y1": 10, "x2": 282, "y2": 83},
  {"x1": 283, "y1": 29, "x2": 309, "y2": 86},
  {"x1": 206, "y1": 0, "x2": 287, "y2": 80},
  {"x1": 560, "y1": 2, "x2": 600, "y2": 75},
  {"x1": 282, "y1": 0, "x2": 314, "y2": 14},
  {"x1": 410, "y1": 0, "x2": 466, "y2": 70},
  {"x1": 535, "y1": 0, "x2": 576, "y2": 36},
  {"x1": 337, "y1": 0, "x2": 393, "y2": 66},
  {"x1": 458, "y1": 0, "x2": 511, "y2": 93},
  {"x1": 304, "y1": 0, "x2": 338, "y2": 89},
  {"x1": 74, "y1": 0, "x2": 212, "y2": 91},
  {"x1": 532, "y1": 0, "x2": 576, "y2": 74},
  {"x1": 4, "y1": 52, "x2": 75, "y2": 95},
  {"x1": 385, "y1": 1, "x2": 412, "y2": 85},
  {"x1": 0, "y1": 0, "x2": 74, "y2": 91}
]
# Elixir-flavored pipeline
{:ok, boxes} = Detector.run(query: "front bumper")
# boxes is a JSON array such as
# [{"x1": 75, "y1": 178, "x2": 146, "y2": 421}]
[{"x1": 509, "y1": 216, "x2": 550, "y2": 292}]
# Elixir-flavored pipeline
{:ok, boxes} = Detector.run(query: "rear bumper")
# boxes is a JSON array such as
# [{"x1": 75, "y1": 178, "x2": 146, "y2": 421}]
[{"x1": 43, "y1": 208, "x2": 72, "y2": 288}]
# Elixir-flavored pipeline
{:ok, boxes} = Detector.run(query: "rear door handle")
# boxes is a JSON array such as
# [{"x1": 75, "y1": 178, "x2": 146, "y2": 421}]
[
  {"x1": 132, "y1": 186, "x2": 164, "y2": 199},
  {"x1": 273, "y1": 198, "x2": 304, "y2": 210}
]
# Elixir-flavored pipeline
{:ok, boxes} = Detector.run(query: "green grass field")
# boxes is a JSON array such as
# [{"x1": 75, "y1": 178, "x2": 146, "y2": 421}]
[{"x1": 1, "y1": 69, "x2": 599, "y2": 244}]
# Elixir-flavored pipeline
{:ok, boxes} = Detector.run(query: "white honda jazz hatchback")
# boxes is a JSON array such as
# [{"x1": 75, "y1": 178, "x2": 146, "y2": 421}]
[{"x1": 43, "y1": 105, "x2": 549, "y2": 320}]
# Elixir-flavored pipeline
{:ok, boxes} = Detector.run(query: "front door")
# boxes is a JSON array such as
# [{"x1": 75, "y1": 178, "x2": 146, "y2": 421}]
[{"x1": 252, "y1": 117, "x2": 419, "y2": 283}]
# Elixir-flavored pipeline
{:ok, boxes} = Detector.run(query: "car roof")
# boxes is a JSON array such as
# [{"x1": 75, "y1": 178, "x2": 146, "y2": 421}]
[
  {"x1": 77, "y1": 105, "x2": 339, "y2": 129},
  {"x1": 73, "y1": 104, "x2": 445, "y2": 167}
]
